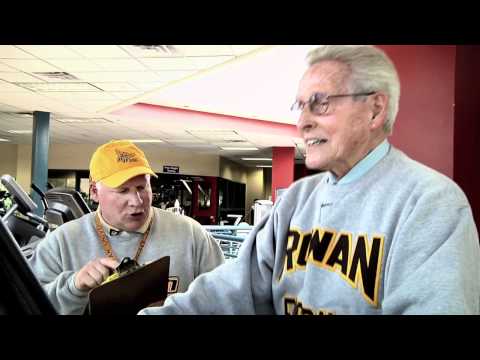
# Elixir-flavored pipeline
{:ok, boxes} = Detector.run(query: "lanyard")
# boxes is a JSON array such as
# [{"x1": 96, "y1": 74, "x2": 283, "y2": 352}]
[{"x1": 94, "y1": 213, "x2": 152, "y2": 262}]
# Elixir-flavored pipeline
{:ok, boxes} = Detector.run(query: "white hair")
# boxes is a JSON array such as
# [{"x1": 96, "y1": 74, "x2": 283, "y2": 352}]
[{"x1": 306, "y1": 45, "x2": 400, "y2": 135}]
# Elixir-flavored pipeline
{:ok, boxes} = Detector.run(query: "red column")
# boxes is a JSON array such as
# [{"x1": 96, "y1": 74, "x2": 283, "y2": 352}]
[{"x1": 272, "y1": 147, "x2": 295, "y2": 202}]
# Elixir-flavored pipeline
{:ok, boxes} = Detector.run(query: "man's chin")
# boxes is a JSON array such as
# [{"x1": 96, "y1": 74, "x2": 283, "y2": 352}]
[
  {"x1": 305, "y1": 158, "x2": 327, "y2": 171},
  {"x1": 122, "y1": 217, "x2": 147, "y2": 232}
]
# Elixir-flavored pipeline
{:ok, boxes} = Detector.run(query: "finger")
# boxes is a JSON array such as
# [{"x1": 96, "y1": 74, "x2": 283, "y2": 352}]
[
  {"x1": 91, "y1": 261, "x2": 112, "y2": 281},
  {"x1": 86, "y1": 266, "x2": 105, "y2": 286},
  {"x1": 83, "y1": 275, "x2": 98, "y2": 290},
  {"x1": 99, "y1": 257, "x2": 120, "y2": 270}
]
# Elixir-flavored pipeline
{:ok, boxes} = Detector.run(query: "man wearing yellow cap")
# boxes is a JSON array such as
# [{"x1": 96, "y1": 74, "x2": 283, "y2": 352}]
[{"x1": 28, "y1": 140, "x2": 225, "y2": 315}]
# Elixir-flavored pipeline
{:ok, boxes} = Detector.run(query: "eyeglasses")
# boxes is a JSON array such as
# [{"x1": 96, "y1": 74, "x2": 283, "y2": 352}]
[{"x1": 290, "y1": 91, "x2": 376, "y2": 116}]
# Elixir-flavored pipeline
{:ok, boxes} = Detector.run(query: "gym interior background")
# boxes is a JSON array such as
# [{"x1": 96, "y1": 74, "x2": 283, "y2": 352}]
[{"x1": 0, "y1": 45, "x2": 479, "y2": 227}]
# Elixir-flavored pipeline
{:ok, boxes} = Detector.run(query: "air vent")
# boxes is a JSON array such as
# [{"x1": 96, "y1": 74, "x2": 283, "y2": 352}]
[
  {"x1": 133, "y1": 45, "x2": 177, "y2": 54},
  {"x1": 33, "y1": 72, "x2": 79, "y2": 80}
]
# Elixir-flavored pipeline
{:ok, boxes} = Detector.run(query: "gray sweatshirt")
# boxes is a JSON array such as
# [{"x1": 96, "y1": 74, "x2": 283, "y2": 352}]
[
  {"x1": 140, "y1": 146, "x2": 480, "y2": 315},
  {"x1": 28, "y1": 207, "x2": 224, "y2": 315}
]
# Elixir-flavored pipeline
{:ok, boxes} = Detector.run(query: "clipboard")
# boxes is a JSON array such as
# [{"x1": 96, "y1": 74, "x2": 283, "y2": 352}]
[{"x1": 86, "y1": 256, "x2": 170, "y2": 315}]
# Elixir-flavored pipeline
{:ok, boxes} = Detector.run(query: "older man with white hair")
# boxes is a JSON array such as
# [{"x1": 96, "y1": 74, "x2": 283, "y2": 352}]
[{"x1": 140, "y1": 45, "x2": 480, "y2": 315}]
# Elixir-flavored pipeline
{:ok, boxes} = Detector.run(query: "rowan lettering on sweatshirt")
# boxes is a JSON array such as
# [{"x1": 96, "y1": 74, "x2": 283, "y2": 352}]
[{"x1": 281, "y1": 228, "x2": 384, "y2": 307}]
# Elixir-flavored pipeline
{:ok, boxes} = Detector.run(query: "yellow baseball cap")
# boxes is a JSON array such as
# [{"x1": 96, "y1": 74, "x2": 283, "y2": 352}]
[{"x1": 89, "y1": 140, "x2": 157, "y2": 188}]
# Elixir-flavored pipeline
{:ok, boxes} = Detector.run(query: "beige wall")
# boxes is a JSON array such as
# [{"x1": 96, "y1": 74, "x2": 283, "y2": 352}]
[
  {"x1": 0, "y1": 144, "x2": 18, "y2": 179},
  {"x1": 49, "y1": 144, "x2": 220, "y2": 177},
  {"x1": 146, "y1": 147, "x2": 220, "y2": 177},
  {"x1": 5, "y1": 143, "x2": 220, "y2": 191},
  {"x1": 48, "y1": 144, "x2": 97, "y2": 170},
  {"x1": 219, "y1": 156, "x2": 248, "y2": 184},
  {"x1": 16, "y1": 144, "x2": 33, "y2": 192},
  {"x1": 246, "y1": 168, "x2": 265, "y2": 223},
  {"x1": 263, "y1": 167, "x2": 272, "y2": 200}
]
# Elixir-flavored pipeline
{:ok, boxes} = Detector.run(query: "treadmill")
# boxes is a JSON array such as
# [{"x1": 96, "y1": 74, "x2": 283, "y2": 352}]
[{"x1": 0, "y1": 213, "x2": 56, "y2": 314}]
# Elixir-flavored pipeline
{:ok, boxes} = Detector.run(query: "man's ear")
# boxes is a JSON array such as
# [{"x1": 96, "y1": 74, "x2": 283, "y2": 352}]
[
  {"x1": 369, "y1": 92, "x2": 388, "y2": 130},
  {"x1": 90, "y1": 181, "x2": 99, "y2": 203}
]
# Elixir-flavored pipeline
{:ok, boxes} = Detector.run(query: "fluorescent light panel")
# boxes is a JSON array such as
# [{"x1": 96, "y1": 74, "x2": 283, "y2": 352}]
[
  {"x1": 241, "y1": 157, "x2": 272, "y2": 161},
  {"x1": 7, "y1": 130, "x2": 32, "y2": 134},
  {"x1": 56, "y1": 118, "x2": 111, "y2": 124},
  {"x1": 256, "y1": 165, "x2": 272, "y2": 168},
  {"x1": 129, "y1": 139, "x2": 163, "y2": 143},
  {"x1": 221, "y1": 147, "x2": 258, "y2": 151},
  {"x1": 0, "y1": 138, "x2": 10, "y2": 142}
]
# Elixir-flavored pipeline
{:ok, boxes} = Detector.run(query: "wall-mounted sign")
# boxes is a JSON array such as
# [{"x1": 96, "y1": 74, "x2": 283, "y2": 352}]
[{"x1": 163, "y1": 165, "x2": 179, "y2": 174}]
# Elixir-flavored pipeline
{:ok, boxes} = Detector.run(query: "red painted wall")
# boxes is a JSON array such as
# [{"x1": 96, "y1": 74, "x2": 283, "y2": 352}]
[
  {"x1": 378, "y1": 45, "x2": 456, "y2": 178},
  {"x1": 453, "y1": 46, "x2": 480, "y2": 227},
  {"x1": 113, "y1": 103, "x2": 298, "y2": 139},
  {"x1": 272, "y1": 147, "x2": 295, "y2": 202}
]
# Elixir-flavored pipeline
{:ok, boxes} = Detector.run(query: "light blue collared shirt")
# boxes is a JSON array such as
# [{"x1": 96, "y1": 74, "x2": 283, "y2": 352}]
[{"x1": 327, "y1": 139, "x2": 391, "y2": 185}]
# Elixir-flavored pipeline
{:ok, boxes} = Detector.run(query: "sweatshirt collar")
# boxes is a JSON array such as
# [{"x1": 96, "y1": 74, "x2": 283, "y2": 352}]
[{"x1": 327, "y1": 139, "x2": 390, "y2": 185}]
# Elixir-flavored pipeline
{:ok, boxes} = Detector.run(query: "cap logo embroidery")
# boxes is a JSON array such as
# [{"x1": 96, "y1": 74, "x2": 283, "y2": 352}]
[{"x1": 115, "y1": 150, "x2": 138, "y2": 163}]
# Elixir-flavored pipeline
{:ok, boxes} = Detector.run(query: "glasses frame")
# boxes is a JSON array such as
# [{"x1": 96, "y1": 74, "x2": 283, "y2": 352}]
[{"x1": 291, "y1": 91, "x2": 376, "y2": 116}]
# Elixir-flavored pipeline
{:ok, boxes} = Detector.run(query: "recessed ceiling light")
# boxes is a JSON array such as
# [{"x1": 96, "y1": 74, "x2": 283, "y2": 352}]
[
  {"x1": 221, "y1": 147, "x2": 258, "y2": 151},
  {"x1": 256, "y1": 165, "x2": 272, "y2": 168},
  {"x1": 56, "y1": 118, "x2": 111, "y2": 124},
  {"x1": 241, "y1": 158, "x2": 272, "y2": 161},
  {"x1": 129, "y1": 139, "x2": 163, "y2": 143},
  {"x1": 7, "y1": 130, "x2": 32, "y2": 134}
]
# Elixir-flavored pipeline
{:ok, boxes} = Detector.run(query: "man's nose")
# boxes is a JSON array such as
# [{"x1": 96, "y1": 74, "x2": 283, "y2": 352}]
[
  {"x1": 297, "y1": 112, "x2": 316, "y2": 133},
  {"x1": 128, "y1": 191, "x2": 143, "y2": 206}
]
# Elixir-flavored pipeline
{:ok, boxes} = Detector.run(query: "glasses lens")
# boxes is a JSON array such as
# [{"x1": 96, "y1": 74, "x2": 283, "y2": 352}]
[{"x1": 310, "y1": 99, "x2": 329, "y2": 115}]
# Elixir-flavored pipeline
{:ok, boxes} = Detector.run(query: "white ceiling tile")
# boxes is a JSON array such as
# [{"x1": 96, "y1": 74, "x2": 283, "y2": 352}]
[
  {"x1": 72, "y1": 71, "x2": 162, "y2": 82},
  {"x1": 0, "y1": 80, "x2": 32, "y2": 92},
  {"x1": 92, "y1": 82, "x2": 138, "y2": 91},
  {"x1": 68, "y1": 45, "x2": 131, "y2": 59},
  {"x1": 131, "y1": 82, "x2": 169, "y2": 91},
  {"x1": 0, "y1": 72, "x2": 43, "y2": 82},
  {"x1": 44, "y1": 92, "x2": 118, "y2": 102},
  {"x1": 110, "y1": 91, "x2": 143, "y2": 99},
  {"x1": 159, "y1": 131, "x2": 196, "y2": 140},
  {"x1": 174, "y1": 45, "x2": 234, "y2": 56},
  {"x1": 0, "y1": 103, "x2": 25, "y2": 112},
  {"x1": 0, "y1": 59, "x2": 61, "y2": 72},
  {"x1": 189, "y1": 56, "x2": 235, "y2": 69},
  {"x1": 139, "y1": 57, "x2": 195, "y2": 71},
  {"x1": 155, "y1": 70, "x2": 195, "y2": 83},
  {"x1": 91, "y1": 58, "x2": 147, "y2": 71},
  {"x1": 230, "y1": 45, "x2": 265, "y2": 56},
  {"x1": 73, "y1": 100, "x2": 122, "y2": 112},
  {"x1": 18, "y1": 82, "x2": 101, "y2": 92},
  {"x1": 0, "y1": 62, "x2": 18, "y2": 72},
  {"x1": 17, "y1": 45, "x2": 84, "y2": 59},
  {"x1": 46, "y1": 59, "x2": 104, "y2": 72},
  {"x1": 0, "y1": 46, "x2": 36, "y2": 59},
  {"x1": 10, "y1": 93, "x2": 86, "y2": 114}
]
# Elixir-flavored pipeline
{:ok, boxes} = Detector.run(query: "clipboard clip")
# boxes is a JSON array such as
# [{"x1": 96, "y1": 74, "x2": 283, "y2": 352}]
[{"x1": 116, "y1": 257, "x2": 140, "y2": 275}]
